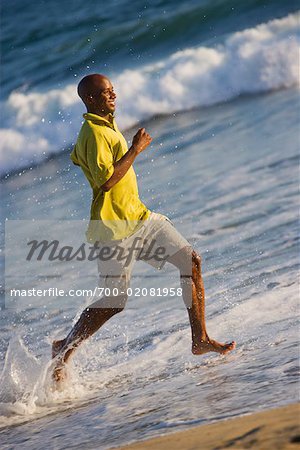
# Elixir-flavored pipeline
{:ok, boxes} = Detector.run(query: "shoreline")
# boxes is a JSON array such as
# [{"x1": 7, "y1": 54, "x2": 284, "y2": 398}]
[{"x1": 116, "y1": 403, "x2": 300, "y2": 450}]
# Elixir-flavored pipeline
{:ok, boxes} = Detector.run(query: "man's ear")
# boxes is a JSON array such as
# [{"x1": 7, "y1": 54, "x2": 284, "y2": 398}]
[{"x1": 85, "y1": 94, "x2": 94, "y2": 105}]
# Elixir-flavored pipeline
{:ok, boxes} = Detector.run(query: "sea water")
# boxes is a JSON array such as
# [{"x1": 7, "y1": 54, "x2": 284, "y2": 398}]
[{"x1": 0, "y1": 1, "x2": 299, "y2": 448}]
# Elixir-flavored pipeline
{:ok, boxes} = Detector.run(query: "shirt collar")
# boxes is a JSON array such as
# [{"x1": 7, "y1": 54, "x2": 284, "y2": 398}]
[{"x1": 83, "y1": 112, "x2": 116, "y2": 128}]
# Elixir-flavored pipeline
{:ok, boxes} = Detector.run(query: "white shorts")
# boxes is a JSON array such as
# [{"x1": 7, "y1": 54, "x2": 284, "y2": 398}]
[{"x1": 89, "y1": 212, "x2": 191, "y2": 308}]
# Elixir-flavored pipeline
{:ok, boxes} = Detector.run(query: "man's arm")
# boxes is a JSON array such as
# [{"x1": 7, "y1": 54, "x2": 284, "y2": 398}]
[{"x1": 101, "y1": 128, "x2": 152, "y2": 192}]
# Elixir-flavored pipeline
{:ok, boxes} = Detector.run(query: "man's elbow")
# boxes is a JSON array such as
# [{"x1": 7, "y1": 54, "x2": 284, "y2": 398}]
[
  {"x1": 101, "y1": 178, "x2": 114, "y2": 191},
  {"x1": 100, "y1": 168, "x2": 115, "y2": 192},
  {"x1": 101, "y1": 183, "x2": 111, "y2": 192}
]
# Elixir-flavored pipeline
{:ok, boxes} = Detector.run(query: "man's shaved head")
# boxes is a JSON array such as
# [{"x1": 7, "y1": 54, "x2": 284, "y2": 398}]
[
  {"x1": 77, "y1": 73, "x2": 116, "y2": 116},
  {"x1": 77, "y1": 73, "x2": 109, "y2": 103}
]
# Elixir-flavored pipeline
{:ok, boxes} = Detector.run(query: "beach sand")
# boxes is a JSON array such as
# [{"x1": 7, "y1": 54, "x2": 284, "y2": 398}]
[{"x1": 117, "y1": 403, "x2": 300, "y2": 450}]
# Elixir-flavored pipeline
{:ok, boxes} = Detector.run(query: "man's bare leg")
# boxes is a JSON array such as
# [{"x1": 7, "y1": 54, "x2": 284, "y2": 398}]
[
  {"x1": 168, "y1": 248, "x2": 236, "y2": 355},
  {"x1": 52, "y1": 299, "x2": 124, "y2": 382}
]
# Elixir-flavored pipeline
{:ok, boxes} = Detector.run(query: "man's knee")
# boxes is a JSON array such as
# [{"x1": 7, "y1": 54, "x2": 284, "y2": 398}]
[
  {"x1": 176, "y1": 248, "x2": 201, "y2": 275},
  {"x1": 169, "y1": 246, "x2": 192, "y2": 273},
  {"x1": 108, "y1": 307, "x2": 125, "y2": 316},
  {"x1": 110, "y1": 293, "x2": 128, "y2": 310},
  {"x1": 192, "y1": 250, "x2": 201, "y2": 270},
  {"x1": 87, "y1": 294, "x2": 128, "y2": 312},
  {"x1": 85, "y1": 305, "x2": 125, "y2": 317}
]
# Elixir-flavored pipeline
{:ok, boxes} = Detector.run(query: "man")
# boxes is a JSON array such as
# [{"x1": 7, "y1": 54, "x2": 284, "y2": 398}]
[{"x1": 52, "y1": 74, "x2": 235, "y2": 382}]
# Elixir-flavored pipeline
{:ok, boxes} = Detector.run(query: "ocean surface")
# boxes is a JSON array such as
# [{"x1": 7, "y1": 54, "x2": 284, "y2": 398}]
[{"x1": 0, "y1": 0, "x2": 299, "y2": 449}]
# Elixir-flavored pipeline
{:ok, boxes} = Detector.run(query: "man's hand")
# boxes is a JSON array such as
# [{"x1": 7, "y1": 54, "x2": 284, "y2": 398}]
[{"x1": 132, "y1": 128, "x2": 152, "y2": 154}]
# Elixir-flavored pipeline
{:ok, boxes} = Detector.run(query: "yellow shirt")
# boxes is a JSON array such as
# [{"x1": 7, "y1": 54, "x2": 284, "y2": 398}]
[{"x1": 71, "y1": 113, "x2": 150, "y2": 241}]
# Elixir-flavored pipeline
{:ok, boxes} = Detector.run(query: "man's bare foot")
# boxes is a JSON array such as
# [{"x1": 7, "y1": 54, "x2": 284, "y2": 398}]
[
  {"x1": 192, "y1": 338, "x2": 236, "y2": 355},
  {"x1": 52, "y1": 359, "x2": 67, "y2": 383}
]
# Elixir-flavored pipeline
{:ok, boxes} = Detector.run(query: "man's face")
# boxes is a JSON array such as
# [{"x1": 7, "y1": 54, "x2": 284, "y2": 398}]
[{"x1": 91, "y1": 78, "x2": 116, "y2": 115}]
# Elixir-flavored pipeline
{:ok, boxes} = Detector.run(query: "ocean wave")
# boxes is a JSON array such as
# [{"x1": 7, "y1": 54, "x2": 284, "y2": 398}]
[{"x1": 1, "y1": 13, "x2": 299, "y2": 176}]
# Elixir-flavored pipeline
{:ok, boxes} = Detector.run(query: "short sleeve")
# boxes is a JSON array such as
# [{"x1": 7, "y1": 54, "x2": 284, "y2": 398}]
[
  {"x1": 87, "y1": 132, "x2": 114, "y2": 188},
  {"x1": 70, "y1": 145, "x2": 80, "y2": 166}
]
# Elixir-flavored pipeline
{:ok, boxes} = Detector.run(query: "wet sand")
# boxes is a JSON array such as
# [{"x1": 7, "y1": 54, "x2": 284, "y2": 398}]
[{"x1": 117, "y1": 403, "x2": 300, "y2": 450}]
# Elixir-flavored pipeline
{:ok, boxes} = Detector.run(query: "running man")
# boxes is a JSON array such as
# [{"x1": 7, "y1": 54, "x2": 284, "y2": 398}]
[{"x1": 52, "y1": 74, "x2": 236, "y2": 381}]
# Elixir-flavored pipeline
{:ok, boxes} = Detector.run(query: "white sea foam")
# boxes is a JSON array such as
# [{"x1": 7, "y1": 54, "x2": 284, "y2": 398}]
[
  {"x1": 0, "y1": 336, "x2": 92, "y2": 426},
  {"x1": 1, "y1": 13, "x2": 299, "y2": 176}
]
